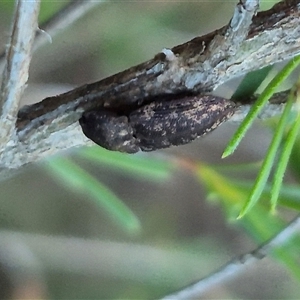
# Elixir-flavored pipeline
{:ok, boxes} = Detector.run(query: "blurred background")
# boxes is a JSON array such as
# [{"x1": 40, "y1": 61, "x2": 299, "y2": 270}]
[{"x1": 1, "y1": 1, "x2": 300, "y2": 299}]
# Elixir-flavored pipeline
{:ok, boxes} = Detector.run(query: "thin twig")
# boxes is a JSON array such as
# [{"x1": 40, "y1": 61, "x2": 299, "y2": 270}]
[
  {"x1": 162, "y1": 215, "x2": 300, "y2": 300},
  {"x1": 34, "y1": 0, "x2": 105, "y2": 52},
  {"x1": 0, "y1": 0, "x2": 40, "y2": 145},
  {"x1": 0, "y1": 0, "x2": 105, "y2": 74}
]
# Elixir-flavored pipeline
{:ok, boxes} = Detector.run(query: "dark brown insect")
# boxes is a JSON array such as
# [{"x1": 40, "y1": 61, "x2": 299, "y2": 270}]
[{"x1": 79, "y1": 95, "x2": 236, "y2": 153}]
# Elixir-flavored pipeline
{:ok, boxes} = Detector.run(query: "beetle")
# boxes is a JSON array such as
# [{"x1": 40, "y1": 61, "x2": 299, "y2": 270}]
[{"x1": 79, "y1": 95, "x2": 236, "y2": 153}]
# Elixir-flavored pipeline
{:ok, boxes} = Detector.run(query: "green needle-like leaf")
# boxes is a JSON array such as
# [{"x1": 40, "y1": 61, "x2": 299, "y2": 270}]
[
  {"x1": 271, "y1": 103, "x2": 300, "y2": 212},
  {"x1": 45, "y1": 157, "x2": 141, "y2": 235},
  {"x1": 79, "y1": 147, "x2": 173, "y2": 181},
  {"x1": 232, "y1": 180, "x2": 300, "y2": 212},
  {"x1": 223, "y1": 55, "x2": 300, "y2": 158},
  {"x1": 238, "y1": 93, "x2": 294, "y2": 218}
]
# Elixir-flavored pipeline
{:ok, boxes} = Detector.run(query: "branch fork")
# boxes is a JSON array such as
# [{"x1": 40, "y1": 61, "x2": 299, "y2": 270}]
[{"x1": 1, "y1": 0, "x2": 300, "y2": 171}]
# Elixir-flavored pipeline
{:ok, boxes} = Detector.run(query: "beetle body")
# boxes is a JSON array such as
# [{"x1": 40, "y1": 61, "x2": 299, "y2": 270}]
[{"x1": 79, "y1": 95, "x2": 236, "y2": 153}]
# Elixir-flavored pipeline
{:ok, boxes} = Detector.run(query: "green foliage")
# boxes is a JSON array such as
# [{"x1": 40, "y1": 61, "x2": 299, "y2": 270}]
[
  {"x1": 45, "y1": 157, "x2": 142, "y2": 235},
  {"x1": 223, "y1": 55, "x2": 300, "y2": 217},
  {"x1": 288, "y1": 130, "x2": 300, "y2": 182},
  {"x1": 79, "y1": 147, "x2": 174, "y2": 181},
  {"x1": 223, "y1": 55, "x2": 300, "y2": 158},
  {"x1": 270, "y1": 104, "x2": 300, "y2": 211},
  {"x1": 45, "y1": 149, "x2": 174, "y2": 235},
  {"x1": 195, "y1": 162, "x2": 300, "y2": 280},
  {"x1": 238, "y1": 92, "x2": 294, "y2": 217}
]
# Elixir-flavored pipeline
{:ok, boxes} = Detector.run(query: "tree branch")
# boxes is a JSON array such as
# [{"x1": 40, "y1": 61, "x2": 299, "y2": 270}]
[
  {"x1": 1, "y1": 0, "x2": 300, "y2": 173},
  {"x1": 0, "y1": 0, "x2": 105, "y2": 74},
  {"x1": 162, "y1": 214, "x2": 300, "y2": 299},
  {"x1": 0, "y1": 0, "x2": 40, "y2": 146}
]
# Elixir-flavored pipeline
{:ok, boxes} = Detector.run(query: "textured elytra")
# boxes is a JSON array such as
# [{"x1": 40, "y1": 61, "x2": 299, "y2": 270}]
[
  {"x1": 79, "y1": 95, "x2": 236, "y2": 153},
  {"x1": 129, "y1": 95, "x2": 236, "y2": 151}
]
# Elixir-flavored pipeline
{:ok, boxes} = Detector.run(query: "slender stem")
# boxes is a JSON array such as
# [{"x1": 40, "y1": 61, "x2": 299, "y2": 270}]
[{"x1": 162, "y1": 215, "x2": 300, "y2": 300}]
